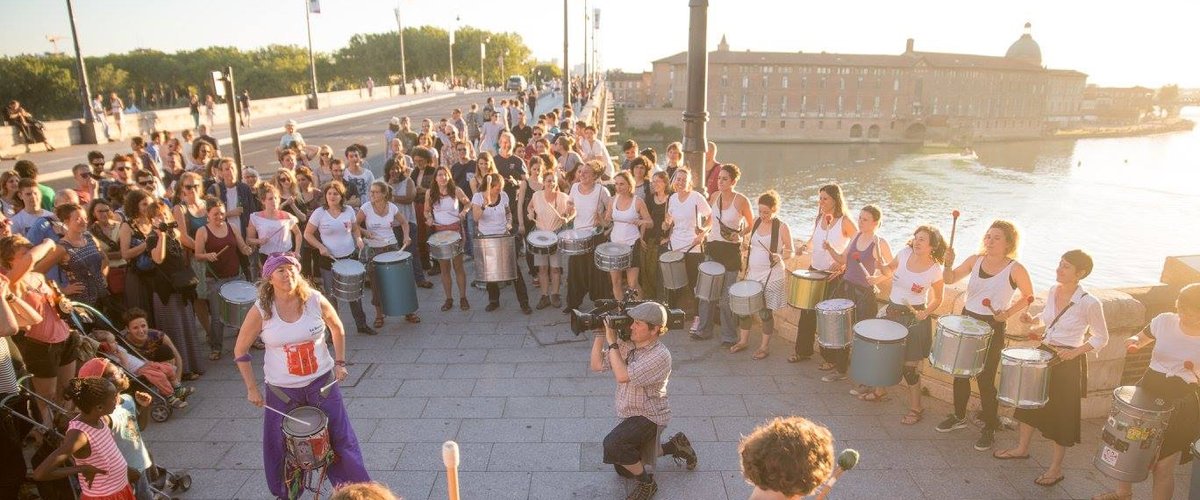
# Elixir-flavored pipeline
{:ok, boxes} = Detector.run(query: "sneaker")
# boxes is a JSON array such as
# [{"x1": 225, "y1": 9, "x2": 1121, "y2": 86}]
[
  {"x1": 358, "y1": 326, "x2": 378, "y2": 336},
  {"x1": 520, "y1": 305, "x2": 532, "y2": 315},
  {"x1": 550, "y1": 294, "x2": 562, "y2": 308},
  {"x1": 666, "y1": 432, "x2": 698, "y2": 470},
  {"x1": 820, "y1": 373, "x2": 847, "y2": 382},
  {"x1": 536, "y1": 296, "x2": 552, "y2": 310},
  {"x1": 626, "y1": 478, "x2": 657, "y2": 500},
  {"x1": 173, "y1": 386, "x2": 195, "y2": 399},
  {"x1": 974, "y1": 428, "x2": 995, "y2": 451},
  {"x1": 935, "y1": 414, "x2": 968, "y2": 433}
]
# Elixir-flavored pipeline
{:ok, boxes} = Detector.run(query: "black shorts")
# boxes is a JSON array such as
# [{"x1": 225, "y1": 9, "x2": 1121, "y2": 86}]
[
  {"x1": 602, "y1": 415, "x2": 660, "y2": 466},
  {"x1": 14, "y1": 331, "x2": 80, "y2": 378}
]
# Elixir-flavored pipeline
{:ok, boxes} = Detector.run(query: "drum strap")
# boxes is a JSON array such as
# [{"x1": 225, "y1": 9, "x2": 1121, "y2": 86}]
[
  {"x1": 745, "y1": 218, "x2": 781, "y2": 271},
  {"x1": 1046, "y1": 292, "x2": 1087, "y2": 333},
  {"x1": 267, "y1": 371, "x2": 333, "y2": 405}
]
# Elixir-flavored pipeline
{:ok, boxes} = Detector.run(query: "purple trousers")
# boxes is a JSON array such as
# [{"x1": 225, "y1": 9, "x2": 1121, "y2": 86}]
[{"x1": 263, "y1": 372, "x2": 369, "y2": 499}]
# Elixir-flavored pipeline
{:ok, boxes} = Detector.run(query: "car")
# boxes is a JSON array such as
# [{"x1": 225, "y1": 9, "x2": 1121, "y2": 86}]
[{"x1": 506, "y1": 76, "x2": 527, "y2": 92}]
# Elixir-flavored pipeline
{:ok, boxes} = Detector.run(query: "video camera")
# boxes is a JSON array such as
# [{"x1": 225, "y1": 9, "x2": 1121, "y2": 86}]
[{"x1": 569, "y1": 292, "x2": 686, "y2": 340}]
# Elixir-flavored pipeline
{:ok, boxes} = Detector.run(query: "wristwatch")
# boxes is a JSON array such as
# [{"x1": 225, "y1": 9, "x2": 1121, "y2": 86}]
[{"x1": 607, "y1": 342, "x2": 620, "y2": 351}]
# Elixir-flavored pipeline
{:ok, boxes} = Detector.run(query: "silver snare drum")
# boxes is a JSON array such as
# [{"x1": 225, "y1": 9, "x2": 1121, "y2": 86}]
[
  {"x1": 558, "y1": 228, "x2": 594, "y2": 256},
  {"x1": 526, "y1": 230, "x2": 559, "y2": 255},
  {"x1": 997, "y1": 348, "x2": 1054, "y2": 409},
  {"x1": 659, "y1": 251, "x2": 687, "y2": 290},
  {"x1": 694, "y1": 261, "x2": 727, "y2": 303},
  {"x1": 332, "y1": 259, "x2": 366, "y2": 302},
  {"x1": 815, "y1": 298, "x2": 855, "y2": 349},
  {"x1": 1094, "y1": 386, "x2": 1175, "y2": 483},
  {"x1": 428, "y1": 230, "x2": 464, "y2": 260},
  {"x1": 218, "y1": 280, "x2": 257, "y2": 326},
  {"x1": 594, "y1": 242, "x2": 633, "y2": 271},
  {"x1": 728, "y1": 280, "x2": 766, "y2": 316},
  {"x1": 929, "y1": 315, "x2": 994, "y2": 377}
]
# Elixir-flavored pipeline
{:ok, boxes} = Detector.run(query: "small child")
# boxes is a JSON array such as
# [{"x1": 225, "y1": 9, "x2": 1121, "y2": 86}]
[
  {"x1": 93, "y1": 330, "x2": 192, "y2": 408},
  {"x1": 33, "y1": 377, "x2": 135, "y2": 500},
  {"x1": 79, "y1": 358, "x2": 155, "y2": 500}
]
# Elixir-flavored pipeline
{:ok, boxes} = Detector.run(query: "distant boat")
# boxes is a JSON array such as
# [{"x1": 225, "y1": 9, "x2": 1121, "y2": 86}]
[{"x1": 918, "y1": 148, "x2": 978, "y2": 163}]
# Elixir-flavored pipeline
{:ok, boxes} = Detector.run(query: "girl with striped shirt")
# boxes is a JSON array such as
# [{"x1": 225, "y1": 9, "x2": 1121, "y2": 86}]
[{"x1": 34, "y1": 377, "x2": 134, "y2": 500}]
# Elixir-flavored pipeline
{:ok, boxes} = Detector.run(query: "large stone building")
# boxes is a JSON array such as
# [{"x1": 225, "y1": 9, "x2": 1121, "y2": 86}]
[{"x1": 626, "y1": 24, "x2": 1087, "y2": 143}]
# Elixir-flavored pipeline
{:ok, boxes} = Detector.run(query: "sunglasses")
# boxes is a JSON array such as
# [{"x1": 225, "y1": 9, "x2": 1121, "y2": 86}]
[
  {"x1": 183, "y1": 184, "x2": 199, "y2": 190},
  {"x1": 115, "y1": 166, "x2": 131, "y2": 171},
  {"x1": 139, "y1": 181, "x2": 156, "y2": 187}
]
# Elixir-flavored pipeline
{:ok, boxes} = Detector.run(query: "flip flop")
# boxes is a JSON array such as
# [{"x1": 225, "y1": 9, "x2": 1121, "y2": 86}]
[
  {"x1": 1034, "y1": 475, "x2": 1064, "y2": 487},
  {"x1": 992, "y1": 449, "x2": 1030, "y2": 460},
  {"x1": 752, "y1": 350, "x2": 769, "y2": 360},
  {"x1": 729, "y1": 343, "x2": 748, "y2": 353},
  {"x1": 405, "y1": 314, "x2": 421, "y2": 324},
  {"x1": 373, "y1": 317, "x2": 385, "y2": 328},
  {"x1": 858, "y1": 391, "x2": 890, "y2": 402},
  {"x1": 901, "y1": 408, "x2": 925, "y2": 425}
]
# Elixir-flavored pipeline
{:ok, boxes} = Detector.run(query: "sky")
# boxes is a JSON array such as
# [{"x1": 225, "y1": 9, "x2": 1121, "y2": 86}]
[{"x1": 2, "y1": 0, "x2": 1197, "y2": 88}]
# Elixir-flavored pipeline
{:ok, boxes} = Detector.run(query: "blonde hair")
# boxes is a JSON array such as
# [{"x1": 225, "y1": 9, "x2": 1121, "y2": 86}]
[
  {"x1": 980, "y1": 219, "x2": 1020, "y2": 259},
  {"x1": 329, "y1": 482, "x2": 399, "y2": 500},
  {"x1": 256, "y1": 265, "x2": 314, "y2": 321}
]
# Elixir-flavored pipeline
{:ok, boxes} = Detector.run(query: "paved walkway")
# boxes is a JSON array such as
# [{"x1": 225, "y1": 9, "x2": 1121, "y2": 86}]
[{"x1": 141, "y1": 265, "x2": 1194, "y2": 500}]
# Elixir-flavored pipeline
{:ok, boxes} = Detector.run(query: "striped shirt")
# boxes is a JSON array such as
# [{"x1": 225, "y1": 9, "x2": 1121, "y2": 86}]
[
  {"x1": 0, "y1": 338, "x2": 17, "y2": 394},
  {"x1": 601, "y1": 339, "x2": 673, "y2": 426},
  {"x1": 69, "y1": 417, "x2": 130, "y2": 497}
]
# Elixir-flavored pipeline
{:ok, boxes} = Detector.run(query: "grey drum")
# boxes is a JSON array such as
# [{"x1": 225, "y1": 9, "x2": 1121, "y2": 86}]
[
  {"x1": 428, "y1": 230, "x2": 464, "y2": 260},
  {"x1": 473, "y1": 234, "x2": 518, "y2": 282},
  {"x1": 526, "y1": 230, "x2": 559, "y2": 255},
  {"x1": 558, "y1": 228, "x2": 594, "y2": 256},
  {"x1": 694, "y1": 261, "x2": 727, "y2": 303},
  {"x1": 815, "y1": 298, "x2": 856, "y2": 349},
  {"x1": 929, "y1": 315, "x2": 995, "y2": 377},
  {"x1": 594, "y1": 242, "x2": 633, "y2": 271},
  {"x1": 728, "y1": 280, "x2": 766, "y2": 316},
  {"x1": 1094, "y1": 386, "x2": 1175, "y2": 483},
  {"x1": 218, "y1": 280, "x2": 257, "y2": 326},
  {"x1": 849, "y1": 319, "x2": 909, "y2": 387},
  {"x1": 659, "y1": 251, "x2": 687, "y2": 290},
  {"x1": 332, "y1": 259, "x2": 366, "y2": 302},
  {"x1": 997, "y1": 348, "x2": 1054, "y2": 409}
]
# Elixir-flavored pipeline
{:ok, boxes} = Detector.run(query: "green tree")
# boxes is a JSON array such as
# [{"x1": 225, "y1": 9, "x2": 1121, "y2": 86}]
[
  {"x1": 1157, "y1": 84, "x2": 1179, "y2": 118},
  {"x1": 0, "y1": 55, "x2": 78, "y2": 119}
]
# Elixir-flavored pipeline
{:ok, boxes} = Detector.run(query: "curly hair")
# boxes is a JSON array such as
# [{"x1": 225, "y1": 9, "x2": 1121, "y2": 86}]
[
  {"x1": 739, "y1": 417, "x2": 835, "y2": 497},
  {"x1": 64, "y1": 377, "x2": 116, "y2": 414},
  {"x1": 329, "y1": 481, "x2": 399, "y2": 500}
]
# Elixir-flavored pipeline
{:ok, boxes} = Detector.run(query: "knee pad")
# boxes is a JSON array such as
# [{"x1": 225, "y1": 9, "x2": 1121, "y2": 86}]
[{"x1": 902, "y1": 366, "x2": 920, "y2": 385}]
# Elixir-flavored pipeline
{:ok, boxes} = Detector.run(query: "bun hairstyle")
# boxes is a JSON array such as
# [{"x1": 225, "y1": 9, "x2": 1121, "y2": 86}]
[{"x1": 64, "y1": 377, "x2": 116, "y2": 414}]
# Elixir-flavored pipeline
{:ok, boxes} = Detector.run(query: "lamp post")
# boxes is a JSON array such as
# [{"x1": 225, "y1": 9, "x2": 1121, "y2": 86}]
[
  {"x1": 304, "y1": 0, "x2": 320, "y2": 109},
  {"x1": 562, "y1": 0, "x2": 569, "y2": 109},
  {"x1": 682, "y1": 0, "x2": 710, "y2": 190},
  {"x1": 500, "y1": 50, "x2": 507, "y2": 85},
  {"x1": 582, "y1": 0, "x2": 588, "y2": 85},
  {"x1": 448, "y1": 15, "x2": 458, "y2": 89},
  {"x1": 64, "y1": 0, "x2": 97, "y2": 143},
  {"x1": 480, "y1": 37, "x2": 489, "y2": 90},
  {"x1": 394, "y1": 7, "x2": 408, "y2": 95}
]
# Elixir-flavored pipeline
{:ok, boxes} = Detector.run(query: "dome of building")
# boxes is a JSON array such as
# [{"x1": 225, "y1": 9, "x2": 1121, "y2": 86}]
[{"x1": 1005, "y1": 22, "x2": 1042, "y2": 66}]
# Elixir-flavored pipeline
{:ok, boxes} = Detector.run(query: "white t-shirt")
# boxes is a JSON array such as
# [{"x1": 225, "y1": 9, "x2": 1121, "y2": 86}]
[
  {"x1": 810, "y1": 216, "x2": 849, "y2": 272},
  {"x1": 363, "y1": 202, "x2": 399, "y2": 248},
  {"x1": 224, "y1": 185, "x2": 241, "y2": 234},
  {"x1": 309, "y1": 206, "x2": 357, "y2": 258},
  {"x1": 11, "y1": 210, "x2": 48, "y2": 237},
  {"x1": 1148, "y1": 312, "x2": 1200, "y2": 383},
  {"x1": 569, "y1": 183, "x2": 611, "y2": 231},
  {"x1": 279, "y1": 131, "x2": 305, "y2": 149},
  {"x1": 666, "y1": 191, "x2": 711, "y2": 253},
  {"x1": 1039, "y1": 285, "x2": 1109, "y2": 350},
  {"x1": 250, "y1": 212, "x2": 299, "y2": 255},
  {"x1": 888, "y1": 247, "x2": 944, "y2": 307},
  {"x1": 472, "y1": 192, "x2": 510, "y2": 236},
  {"x1": 260, "y1": 292, "x2": 333, "y2": 388},
  {"x1": 343, "y1": 168, "x2": 375, "y2": 207}
]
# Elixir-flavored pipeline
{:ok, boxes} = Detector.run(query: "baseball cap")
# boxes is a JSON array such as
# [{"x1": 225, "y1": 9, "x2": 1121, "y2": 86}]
[
  {"x1": 627, "y1": 302, "x2": 667, "y2": 327},
  {"x1": 78, "y1": 357, "x2": 111, "y2": 378},
  {"x1": 389, "y1": 117, "x2": 401, "y2": 126},
  {"x1": 285, "y1": 119, "x2": 297, "y2": 127}
]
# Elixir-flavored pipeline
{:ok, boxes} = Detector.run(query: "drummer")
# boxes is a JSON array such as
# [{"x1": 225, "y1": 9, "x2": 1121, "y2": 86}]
[
  {"x1": 357, "y1": 180, "x2": 417, "y2": 327},
  {"x1": 824, "y1": 205, "x2": 893, "y2": 392},
  {"x1": 872, "y1": 225, "x2": 946, "y2": 422},
  {"x1": 233, "y1": 253, "x2": 371, "y2": 498},
  {"x1": 601, "y1": 171, "x2": 652, "y2": 301},
  {"x1": 527, "y1": 168, "x2": 574, "y2": 309},
  {"x1": 735, "y1": 190, "x2": 794, "y2": 360},
  {"x1": 426, "y1": 166, "x2": 473, "y2": 312},
  {"x1": 193, "y1": 197, "x2": 254, "y2": 360},
  {"x1": 693, "y1": 164, "x2": 753, "y2": 345},
  {"x1": 663, "y1": 168, "x2": 712, "y2": 326},
  {"x1": 302, "y1": 181, "x2": 374, "y2": 335},
  {"x1": 246, "y1": 184, "x2": 303, "y2": 280},
  {"x1": 639, "y1": 170, "x2": 671, "y2": 301},
  {"x1": 789, "y1": 184, "x2": 856, "y2": 365},
  {"x1": 939, "y1": 220, "x2": 1034, "y2": 452},
  {"x1": 990, "y1": 250, "x2": 1108, "y2": 487},
  {"x1": 1094, "y1": 283, "x2": 1199, "y2": 500},
  {"x1": 563, "y1": 160, "x2": 613, "y2": 314},
  {"x1": 471, "y1": 173, "x2": 532, "y2": 314}
]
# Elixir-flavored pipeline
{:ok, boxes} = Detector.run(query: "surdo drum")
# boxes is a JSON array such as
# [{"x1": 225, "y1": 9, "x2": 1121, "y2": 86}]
[
  {"x1": 218, "y1": 280, "x2": 257, "y2": 326},
  {"x1": 557, "y1": 228, "x2": 595, "y2": 256},
  {"x1": 331, "y1": 259, "x2": 366, "y2": 302},
  {"x1": 372, "y1": 251, "x2": 418, "y2": 316},
  {"x1": 728, "y1": 280, "x2": 766, "y2": 317},
  {"x1": 473, "y1": 234, "x2": 518, "y2": 282},
  {"x1": 659, "y1": 251, "x2": 687, "y2": 290},
  {"x1": 928, "y1": 315, "x2": 995, "y2": 377},
  {"x1": 815, "y1": 298, "x2": 855, "y2": 349},
  {"x1": 526, "y1": 230, "x2": 559, "y2": 255},
  {"x1": 997, "y1": 348, "x2": 1054, "y2": 409},
  {"x1": 849, "y1": 319, "x2": 909, "y2": 387},
  {"x1": 282, "y1": 406, "x2": 333, "y2": 471},
  {"x1": 1093, "y1": 386, "x2": 1175, "y2": 483},
  {"x1": 694, "y1": 261, "x2": 727, "y2": 303},
  {"x1": 427, "y1": 230, "x2": 464, "y2": 260},
  {"x1": 787, "y1": 269, "x2": 831, "y2": 309}
]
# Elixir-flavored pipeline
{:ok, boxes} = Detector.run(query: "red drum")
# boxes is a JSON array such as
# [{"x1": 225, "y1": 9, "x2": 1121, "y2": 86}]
[{"x1": 282, "y1": 406, "x2": 333, "y2": 470}]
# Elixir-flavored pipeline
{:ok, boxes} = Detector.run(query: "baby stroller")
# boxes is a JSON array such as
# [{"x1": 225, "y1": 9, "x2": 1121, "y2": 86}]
[{"x1": 68, "y1": 302, "x2": 185, "y2": 423}]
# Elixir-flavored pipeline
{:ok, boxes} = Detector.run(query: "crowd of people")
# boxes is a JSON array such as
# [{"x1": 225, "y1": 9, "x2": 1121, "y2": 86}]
[{"x1": 0, "y1": 79, "x2": 1195, "y2": 500}]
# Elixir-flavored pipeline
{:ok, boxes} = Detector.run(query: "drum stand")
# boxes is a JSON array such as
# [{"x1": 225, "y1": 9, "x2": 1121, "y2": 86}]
[{"x1": 284, "y1": 460, "x2": 331, "y2": 500}]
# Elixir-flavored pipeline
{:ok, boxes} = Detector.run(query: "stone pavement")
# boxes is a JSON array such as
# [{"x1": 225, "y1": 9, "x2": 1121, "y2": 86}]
[{"x1": 142, "y1": 267, "x2": 1194, "y2": 499}]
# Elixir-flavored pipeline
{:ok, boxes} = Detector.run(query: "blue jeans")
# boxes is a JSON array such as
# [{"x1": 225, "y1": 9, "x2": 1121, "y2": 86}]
[
  {"x1": 399, "y1": 222, "x2": 426, "y2": 283},
  {"x1": 463, "y1": 218, "x2": 476, "y2": 258},
  {"x1": 696, "y1": 270, "x2": 739, "y2": 343}
]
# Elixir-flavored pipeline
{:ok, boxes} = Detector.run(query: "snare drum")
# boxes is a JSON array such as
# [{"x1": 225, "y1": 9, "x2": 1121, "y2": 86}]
[
  {"x1": 815, "y1": 298, "x2": 855, "y2": 349},
  {"x1": 332, "y1": 259, "x2": 366, "y2": 302},
  {"x1": 849, "y1": 319, "x2": 909, "y2": 387},
  {"x1": 997, "y1": 348, "x2": 1053, "y2": 409},
  {"x1": 473, "y1": 234, "x2": 518, "y2": 282},
  {"x1": 428, "y1": 230, "x2": 464, "y2": 260},
  {"x1": 728, "y1": 280, "x2": 766, "y2": 316},
  {"x1": 373, "y1": 251, "x2": 418, "y2": 316},
  {"x1": 659, "y1": 251, "x2": 687, "y2": 290},
  {"x1": 1094, "y1": 386, "x2": 1175, "y2": 483},
  {"x1": 526, "y1": 230, "x2": 559, "y2": 255},
  {"x1": 282, "y1": 406, "x2": 333, "y2": 471},
  {"x1": 787, "y1": 269, "x2": 831, "y2": 309},
  {"x1": 694, "y1": 261, "x2": 727, "y2": 303},
  {"x1": 218, "y1": 280, "x2": 257, "y2": 326},
  {"x1": 558, "y1": 228, "x2": 595, "y2": 256},
  {"x1": 928, "y1": 315, "x2": 994, "y2": 377},
  {"x1": 594, "y1": 242, "x2": 633, "y2": 271}
]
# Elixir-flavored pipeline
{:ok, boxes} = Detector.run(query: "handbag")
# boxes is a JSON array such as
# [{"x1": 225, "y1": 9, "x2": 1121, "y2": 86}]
[
  {"x1": 159, "y1": 265, "x2": 198, "y2": 292},
  {"x1": 106, "y1": 266, "x2": 127, "y2": 295}
]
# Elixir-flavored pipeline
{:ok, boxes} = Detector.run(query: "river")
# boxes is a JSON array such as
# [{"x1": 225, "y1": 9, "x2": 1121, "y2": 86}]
[{"x1": 707, "y1": 108, "x2": 1200, "y2": 290}]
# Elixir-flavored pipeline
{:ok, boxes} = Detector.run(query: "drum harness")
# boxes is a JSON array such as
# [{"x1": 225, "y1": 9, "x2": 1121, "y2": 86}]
[
  {"x1": 747, "y1": 217, "x2": 783, "y2": 288},
  {"x1": 1037, "y1": 293, "x2": 1087, "y2": 368},
  {"x1": 269, "y1": 370, "x2": 337, "y2": 500}
]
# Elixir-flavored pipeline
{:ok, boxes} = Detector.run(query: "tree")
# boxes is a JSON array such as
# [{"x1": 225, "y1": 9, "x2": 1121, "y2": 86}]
[{"x1": 1157, "y1": 84, "x2": 1179, "y2": 118}]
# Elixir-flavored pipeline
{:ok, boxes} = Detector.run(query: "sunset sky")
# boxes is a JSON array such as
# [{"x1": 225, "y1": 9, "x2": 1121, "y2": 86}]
[{"x1": 2, "y1": 0, "x2": 1196, "y2": 88}]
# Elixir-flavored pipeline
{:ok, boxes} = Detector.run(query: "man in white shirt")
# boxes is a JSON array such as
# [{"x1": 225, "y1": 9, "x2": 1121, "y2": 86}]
[
  {"x1": 578, "y1": 125, "x2": 614, "y2": 181},
  {"x1": 275, "y1": 119, "x2": 304, "y2": 155}
]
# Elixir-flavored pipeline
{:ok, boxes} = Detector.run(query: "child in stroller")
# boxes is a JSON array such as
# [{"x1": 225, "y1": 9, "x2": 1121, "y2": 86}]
[{"x1": 92, "y1": 330, "x2": 192, "y2": 408}]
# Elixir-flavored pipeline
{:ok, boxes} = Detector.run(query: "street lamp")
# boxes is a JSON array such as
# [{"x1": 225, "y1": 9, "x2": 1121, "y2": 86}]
[
  {"x1": 394, "y1": 7, "x2": 408, "y2": 95},
  {"x1": 500, "y1": 49, "x2": 508, "y2": 85},
  {"x1": 64, "y1": 0, "x2": 97, "y2": 143},
  {"x1": 448, "y1": 15, "x2": 459, "y2": 89},
  {"x1": 304, "y1": 0, "x2": 320, "y2": 109},
  {"x1": 480, "y1": 37, "x2": 490, "y2": 90}
]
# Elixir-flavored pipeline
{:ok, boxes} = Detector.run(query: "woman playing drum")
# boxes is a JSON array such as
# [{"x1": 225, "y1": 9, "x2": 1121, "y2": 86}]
[
  {"x1": 527, "y1": 168, "x2": 574, "y2": 309},
  {"x1": 471, "y1": 173, "x2": 532, "y2": 314},
  {"x1": 938, "y1": 220, "x2": 1034, "y2": 452},
  {"x1": 639, "y1": 171, "x2": 671, "y2": 301},
  {"x1": 302, "y1": 181, "x2": 373, "y2": 335},
  {"x1": 663, "y1": 168, "x2": 712, "y2": 328},
  {"x1": 693, "y1": 164, "x2": 754, "y2": 345},
  {"x1": 358, "y1": 180, "x2": 416, "y2": 327},
  {"x1": 563, "y1": 160, "x2": 613, "y2": 313},
  {"x1": 1094, "y1": 283, "x2": 1199, "y2": 500},
  {"x1": 234, "y1": 253, "x2": 370, "y2": 498},
  {"x1": 602, "y1": 171, "x2": 652, "y2": 301},
  {"x1": 789, "y1": 184, "x2": 856, "y2": 365},
  {"x1": 193, "y1": 197, "x2": 254, "y2": 360},
  {"x1": 991, "y1": 250, "x2": 1108, "y2": 487},
  {"x1": 735, "y1": 191, "x2": 794, "y2": 360},
  {"x1": 426, "y1": 167, "x2": 472, "y2": 312},
  {"x1": 823, "y1": 205, "x2": 892, "y2": 387},
  {"x1": 247, "y1": 184, "x2": 303, "y2": 279}
]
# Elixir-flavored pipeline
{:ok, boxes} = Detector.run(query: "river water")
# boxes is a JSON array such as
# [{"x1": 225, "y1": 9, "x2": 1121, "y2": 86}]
[{"x1": 712, "y1": 107, "x2": 1200, "y2": 290}]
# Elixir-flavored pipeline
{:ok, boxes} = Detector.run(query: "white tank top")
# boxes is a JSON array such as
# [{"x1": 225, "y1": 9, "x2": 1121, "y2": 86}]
[
  {"x1": 430, "y1": 195, "x2": 461, "y2": 226},
  {"x1": 260, "y1": 293, "x2": 333, "y2": 388},
  {"x1": 570, "y1": 183, "x2": 604, "y2": 230},
  {"x1": 964, "y1": 257, "x2": 1016, "y2": 316},
  {"x1": 706, "y1": 193, "x2": 742, "y2": 244},
  {"x1": 810, "y1": 215, "x2": 849, "y2": 271},
  {"x1": 610, "y1": 195, "x2": 640, "y2": 246},
  {"x1": 363, "y1": 202, "x2": 399, "y2": 248},
  {"x1": 250, "y1": 212, "x2": 297, "y2": 255},
  {"x1": 888, "y1": 247, "x2": 943, "y2": 306}
]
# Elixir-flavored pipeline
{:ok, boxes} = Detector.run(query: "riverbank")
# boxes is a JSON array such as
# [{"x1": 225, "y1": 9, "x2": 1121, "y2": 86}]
[{"x1": 1052, "y1": 118, "x2": 1194, "y2": 139}]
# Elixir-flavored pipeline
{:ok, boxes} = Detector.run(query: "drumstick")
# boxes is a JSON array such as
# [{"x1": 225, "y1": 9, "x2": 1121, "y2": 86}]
[
  {"x1": 443, "y1": 441, "x2": 461, "y2": 500},
  {"x1": 263, "y1": 404, "x2": 308, "y2": 426},
  {"x1": 949, "y1": 210, "x2": 960, "y2": 248},
  {"x1": 1185, "y1": 361, "x2": 1199, "y2": 381},
  {"x1": 319, "y1": 379, "x2": 338, "y2": 398},
  {"x1": 812, "y1": 449, "x2": 860, "y2": 500},
  {"x1": 900, "y1": 298, "x2": 919, "y2": 316}
]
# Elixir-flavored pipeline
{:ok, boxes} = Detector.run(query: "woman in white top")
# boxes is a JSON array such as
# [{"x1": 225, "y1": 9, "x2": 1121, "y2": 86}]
[
  {"x1": 472, "y1": 173, "x2": 531, "y2": 314},
  {"x1": 940, "y1": 220, "x2": 1034, "y2": 451},
  {"x1": 563, "y1": 161, "x2": 613, "y2": 313},
  {"x1": 527, "y1": 169, "x2": 574, "y2": 309},
  {"x1": 987, "y1": 250, "x2": 1108, "y2": 487},
  {"x1": 737, "y1": 191, "x2": 794, "y2": 360},
  {"x1": 1096, "y1": 284, "x2": 1199, "y2": 500},
  {"x1": 357, "y1": 180, "x2": 415, "y2": 327},
  {"x1": 233, "y1": 253, "x2": 370, "y2": 498},
  {"x1": 386, "y1": 153, "x2": 431, "y2": 290},
  {"x1": 662, "y1": 168, "x2": 712, "y2": 326},
  {"x1": 601, "y1": 171, "x2": 652, "y2": 301},
  {"x1": 247, "y1": 184, "x2": 302, "y2": 279},
  {"x1": 426, "y1": 167, "x2": 472, "y2": 312},
  {"x1": 872, "y1": 225, "x2": 947, "y2": 422},
  {"x1": 302, "y1": 181, "x2": 371, "y2": 335},
  {"x1": 789, "y1": 184, "x2": 856, "y2": 365},
  {"x1": 823, "y1": 205, "x2": 894, "y2": 388},
  {"x1": 695, "y1": 164, "x2": 754, "y2": 344}
]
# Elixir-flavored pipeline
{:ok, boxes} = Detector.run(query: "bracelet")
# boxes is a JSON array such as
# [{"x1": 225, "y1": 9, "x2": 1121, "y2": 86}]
[
  {"x1": 607, "y1": 342, "x2": 619, "y2": 351},
  {"x1": 234, "y1": 353, "x2": 252, "y2": 363},
  {"x1": 334, "y1": 360, "x2": 346, "y2": 367},
  {"x1": 4, "y1": 294, "x2": 14, "y2": 302}
]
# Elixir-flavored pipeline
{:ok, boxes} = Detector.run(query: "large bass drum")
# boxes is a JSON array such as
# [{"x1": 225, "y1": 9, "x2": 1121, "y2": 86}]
[
  {"x1": 1093, "y1": 386, "x2": 1175, "y2": 483},
  {"x1": 473, "y1": 234, "x2": 517, "y2": 282},
  {"x1": 815, "y1": 298, "x2": 855, "y2": 349},
  {"x1": 373, "y1": 251, "x2": 418, "y2": 316},
  {"x1": 849, "y1": 319, "x2": 908, "y2": 387},
  {"x1": 659, "y1": 251, "x2": 687, "y2": 291},
  {"x1": 728, "y1": 280, "x2": 766, "y2": 317},
  {"x1": 997, "y1": 348, "x2": 1053, "y2": 409},
  {"x1": 218, "y1": 280, "x2": 257, "y2": 326},
  {"x1": 694, "y1": 261, "x2": 727, "y2": 303},
  {"x1": 928, "y1": 315, "x2": 994, "y2": 377}
]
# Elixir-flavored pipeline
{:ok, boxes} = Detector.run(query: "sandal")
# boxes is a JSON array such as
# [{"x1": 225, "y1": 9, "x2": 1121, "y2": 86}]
[
  {"x1": 992, "y1": 449, "x2": 1031, "y2": 460},
  {"x1": 373, "y1": 317, "x2": 385, "y2": 328},
  {"x1": 849, "y1": 384, "x2": 871, "y2": 396},
  {"x1": 208, "y1": 350, "x2": 222, "y2": 361},
  {"x1": 441, "y1": 299, "x2": 454, "y2": 312},
  {"x1": 459, "y1": 297, "x2": 470, "y2": 310},
  {"x1": 729, "y1": 343, "x2": 748, "y2": 353},
  {"x1": 900, "y1": 408, "x2": 925, "y2": 425},
  {"x1": 858, "y1": 391, "x2": 890, "y2": 402},
  {"x1": 752, "y1": 350, "x2": 769, "y2": 360},
  {"x1": 787, "y1": 354, "x2": 810, "y2": 363},
  {"x1": 1034, "y1": 474, "x2": 1064, "y2": 487},
  {"x1": 405, "y1": 314, "x2": 421, "y2": 324},
  {"x1": 817, "y1": 362, "x2": 836, "y2": 372}
]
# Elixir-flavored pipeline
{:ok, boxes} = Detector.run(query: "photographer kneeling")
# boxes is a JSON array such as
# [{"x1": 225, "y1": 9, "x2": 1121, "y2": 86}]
[{"x1": 589, "y1": 301, "x2": 697, "y2": 500}]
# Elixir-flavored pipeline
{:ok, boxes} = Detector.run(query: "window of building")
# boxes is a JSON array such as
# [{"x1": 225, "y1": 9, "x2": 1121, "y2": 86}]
[
  {"x1": 742, "y1": 76, "x2": 749, "y2": 89},
  {"x1": 740, "y1": 119, "x2": 746, "y2": 128},
  {"x1": 800, "y1": 120, "x2": 805, "y2": 129},
  {"x1": 873, "y1": 96, "x2": 880, "y2": 116},
  {"x1": 893, "y1": 78, "x2": 900, "y2": 91},
  {"x1": 740, "y1": 94, "x2": 748, "y2": 116},
  {"x1": 720, "y1": 119, "x2": 726, "y2": 128},
  {"x1": 837, "y1": 120, "x2": 842, "y2": 129},
  {"x1": 801, "y1": 76, "x2": 807, "y2": 89},
  {"x1": 760, "y1": 120, "x2": 767, "y2": 128},
  {"x1": 781, "y1": 120, "x2": 787, "y2": 128},
  {"x1": 818, "y1": 120, "x2": 823, "y2": 129},
  {"x1": 762, "y1": 75, "x2": 769, "y2": 89},
  {"x1": 801, "y1": 95, "x2": 808, "y2": 114},
  {"x1": 782, "y1": 76, "x2": 788, "y2": 89},
  {"x1": 857, "y1": 76, "x2": 864, "y2": 89},
  {"x1": 855, "y1": 97, "x2": 862, "y2": 116},
  {"x1": 837, "y1": 96, "x2": 843, "y2": 115},
  {"x1": 721, "y1": 75, "x2": 728, "y2": 88},
  {"x1": 819, "y1": 76, "x2": 826, "y2": 89},
  {"x1": 761, "y1": 95, "x2": 768, "y2": 117},
  {"x1": 720, "y1": 94, "x2": 728, "y2": 117},
  {"x1": 781, "y1": 95, "x2": 788, "y2": 116},
  {"x1": 839, "y1": 78, "x2": 845, "y2": 90}
]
